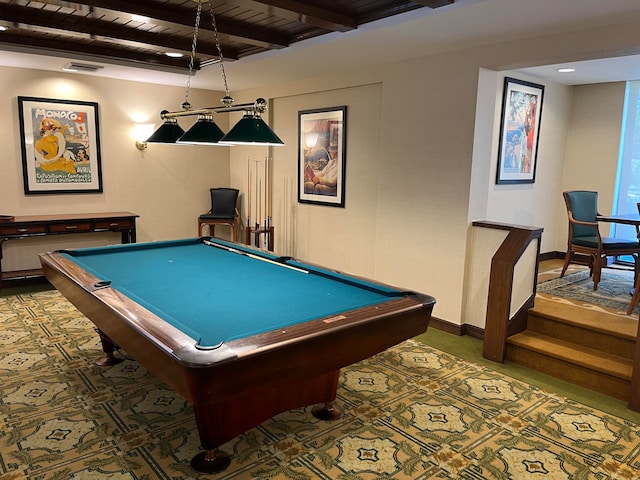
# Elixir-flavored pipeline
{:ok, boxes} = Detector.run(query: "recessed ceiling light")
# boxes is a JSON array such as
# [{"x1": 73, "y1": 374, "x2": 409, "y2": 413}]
[
  {"x1": 165, "y1": 52, "x2": 184, "y2": 58},
  {"x1": 557, "y1": 68, "x2": 576, "y2": 73},
  {"x1": 0, "y1": 25, "x2": 9, "y2": 32}
]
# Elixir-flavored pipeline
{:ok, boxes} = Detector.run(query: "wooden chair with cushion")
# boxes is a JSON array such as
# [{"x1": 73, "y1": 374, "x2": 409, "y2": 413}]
[
  {"x1": 626, "y1": 202, "x2": 640, "y2": 314},
  {"x1": 561, "y1": 190, "x2": 640, "y2": 290},
  {"x1": 198, "y1": 188, "x2": 240, "y2": 242}
]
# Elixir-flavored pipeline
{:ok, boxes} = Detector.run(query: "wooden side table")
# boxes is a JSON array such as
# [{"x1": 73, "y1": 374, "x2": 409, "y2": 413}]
[{"x1": 0, "y1": 212, "x2": 138, "y2": 290}]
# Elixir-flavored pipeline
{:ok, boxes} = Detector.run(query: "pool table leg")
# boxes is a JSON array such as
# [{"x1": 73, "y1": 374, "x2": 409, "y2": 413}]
[
  {"x1": 190, "y1": 404, "x2": 233, "y2": 473},
  {"x1": 94, "y1": 328, "x2": 124, "y2": 366},
  {"x1": 310, "y1": 369, "x2": 343, "y2": 420},
  {"x1": 312, "y1": 401, "x2": 344, "y2": 420},
  {"x1": 187, "y1": 369, "x2": 343, "y2": 473},
  {"x1": 190, "y1": 448, "x2": 231, "y2": 474}
]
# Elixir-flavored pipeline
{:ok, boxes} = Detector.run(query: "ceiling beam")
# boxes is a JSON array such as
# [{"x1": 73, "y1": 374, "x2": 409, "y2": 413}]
[
  {"x1": 0, "y1": 0, "x2": 437, "y2": 71},
  {"x1": 412, "y1": 0, "x2": 455, "y2": 8},
  {"x1": 231, "y1": 0, "x2": 357, "y2": 32},
  {"x1": 0, "y1": 4, "x2": 236, "y2": 59},
  {"x1": 28, "y1": 0, "x2": 289, "y2": 49}
]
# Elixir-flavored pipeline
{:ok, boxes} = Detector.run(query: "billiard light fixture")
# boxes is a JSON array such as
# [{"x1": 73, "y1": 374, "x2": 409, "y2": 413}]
[{"x1": 146, "y1": 0, "x2": 284, "y2": 147}]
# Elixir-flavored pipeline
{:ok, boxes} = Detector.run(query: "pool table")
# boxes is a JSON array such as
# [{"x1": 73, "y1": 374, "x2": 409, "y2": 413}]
[{"x1": 40, "y1": 237, "x2": 435, "y2": 473}]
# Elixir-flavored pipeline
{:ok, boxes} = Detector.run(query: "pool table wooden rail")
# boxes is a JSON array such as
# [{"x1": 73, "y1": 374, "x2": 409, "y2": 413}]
[{"x1": 40, "y1": 245, "x2": 435, "y2": 473}]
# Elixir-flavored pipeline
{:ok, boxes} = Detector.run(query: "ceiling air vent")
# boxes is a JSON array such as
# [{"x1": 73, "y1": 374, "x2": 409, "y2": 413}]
[{"x1": 62, "y1": 62, "x2": 104, "y2": 73}]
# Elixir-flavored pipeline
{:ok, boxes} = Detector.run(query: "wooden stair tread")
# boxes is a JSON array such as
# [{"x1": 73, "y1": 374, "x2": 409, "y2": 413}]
[
  {"x1": 508, "y1": 331, "x2": 633, "y2": 380},
  {"x1": 532, "y1": 295, "x2": 638, "y2": 339}
]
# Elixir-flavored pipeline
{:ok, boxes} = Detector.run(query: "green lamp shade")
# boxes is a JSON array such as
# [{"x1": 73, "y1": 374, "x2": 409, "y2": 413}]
[
  {"x1": 146, "y1": 118, "x2": 185, "y2": 143},
  {"x1": 177, "y1": 117, "x2": 226, "y2": 145},
  {"x1": 220, "y1": 115, "x2": 284, "y2": 146}
]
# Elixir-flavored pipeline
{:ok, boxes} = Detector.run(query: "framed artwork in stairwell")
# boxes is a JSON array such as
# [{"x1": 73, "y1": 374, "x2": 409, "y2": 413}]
[{"x1": 496, "y1": 78, "x2": 544, "y2": 184}]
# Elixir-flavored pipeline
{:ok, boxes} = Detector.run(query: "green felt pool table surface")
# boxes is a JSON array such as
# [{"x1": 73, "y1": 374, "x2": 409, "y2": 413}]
[{"x1": 58, "y1": 237, "x2": 411, "y2": 348}]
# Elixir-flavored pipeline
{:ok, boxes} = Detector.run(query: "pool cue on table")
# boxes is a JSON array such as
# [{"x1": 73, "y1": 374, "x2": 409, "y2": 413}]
[{"x1": 202, "y1": 239, "x2": 308, "y2": 273}]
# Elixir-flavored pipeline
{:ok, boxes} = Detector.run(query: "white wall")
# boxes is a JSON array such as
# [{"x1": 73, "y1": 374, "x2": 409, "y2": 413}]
[
  {"x1": 230, "y1": 52, "x2": 481, "y2": 324},
  {"x1": 472, "y1": 69, "x2": 574, "y2": 254},
  {"x1": 272, "y1": 84, "x2": 382, "y2": 277},
  {"x1": 0, "y1": 67, "x2": 230, "y2": 271},
  {"x1": 559, "y1": 82, "x2": 626, "y2": 243},
  {"x1": 226, "y1": 19, "x2": 640, "y2": 327}
]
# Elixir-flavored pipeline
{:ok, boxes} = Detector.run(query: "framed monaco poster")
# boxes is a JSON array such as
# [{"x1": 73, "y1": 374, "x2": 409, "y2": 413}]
[{"x1": 18, "y1": 96, "x2": 103, "y2": 194}]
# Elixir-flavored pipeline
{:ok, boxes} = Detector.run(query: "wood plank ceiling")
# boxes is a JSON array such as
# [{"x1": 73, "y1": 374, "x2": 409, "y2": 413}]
[{"x1": 0, "y1": 0, "x2": 454, "y2": 73}]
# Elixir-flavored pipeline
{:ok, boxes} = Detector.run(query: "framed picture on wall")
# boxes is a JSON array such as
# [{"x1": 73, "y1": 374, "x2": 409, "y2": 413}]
[
  {"x1": 17, "y1": 96, "x2": 103, "y2": 194},
  {"x1": 298, "y1": 106, "x2": 347, "y2": 207},
  {"x1": 496, "y1": 77, "x2": 544, "y2": 184}
]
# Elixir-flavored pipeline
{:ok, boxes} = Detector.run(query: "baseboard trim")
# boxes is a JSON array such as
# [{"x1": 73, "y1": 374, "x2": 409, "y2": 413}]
[
  {"x1": 540, "y1": 251, "x2": 565, "y2": 261},
  {"x1": 464, "y1": 324, "x2": 485, "y2": 339},
  {"x1": 429, "y1": 316, "x2": 485, "y2": 339},
  {"x1": 429, "y1": 317, "x2": 462, "y2": 335}
]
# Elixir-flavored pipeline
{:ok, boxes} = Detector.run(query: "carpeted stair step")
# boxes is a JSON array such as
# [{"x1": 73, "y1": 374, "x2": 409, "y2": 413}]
[
  {"x1": 528, "y1": 296, "x2": 637, "y2": 359},
  {"x1": 507, "y1": 331, "x2": 633, "y2": 401}
]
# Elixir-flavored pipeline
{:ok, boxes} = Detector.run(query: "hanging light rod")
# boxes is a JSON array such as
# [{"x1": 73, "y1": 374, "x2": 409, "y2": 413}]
[
  {"x1": 162, "y1": 97, "x2": 267, "y2": 119},
  {"x1": 145, "y1": 0, "x2": 284, "y2": 147}
]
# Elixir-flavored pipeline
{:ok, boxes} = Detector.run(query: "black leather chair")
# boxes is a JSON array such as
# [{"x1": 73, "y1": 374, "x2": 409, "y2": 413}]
[
  {"x1": 561, "y1": 190, "x2": 640, "y2": 290},
  {"x1": 626, "y1": 202, "x2": 640, "y2": 314},
  {"x1": 198, "y1": 188, "x2": 240, "y2": 241}
]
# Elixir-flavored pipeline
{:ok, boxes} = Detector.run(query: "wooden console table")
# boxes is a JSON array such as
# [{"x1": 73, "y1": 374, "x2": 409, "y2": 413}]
[{"x1": 0, "y1": 212, "x2": 138, "y2": 289}]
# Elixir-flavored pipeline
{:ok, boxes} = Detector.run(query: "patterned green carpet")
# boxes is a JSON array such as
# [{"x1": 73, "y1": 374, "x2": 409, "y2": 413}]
[
  {"x1": 2, "y1": 291, "x2": 640, "y2": 479},
  {"x1": 537, "y1": 268, "x2": 636, "y2": 315}
]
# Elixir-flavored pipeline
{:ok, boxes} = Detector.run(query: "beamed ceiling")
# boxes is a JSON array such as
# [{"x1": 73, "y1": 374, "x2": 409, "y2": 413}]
[{"x1": 0, "y1": 0, "x2": 454, "y2": 74}]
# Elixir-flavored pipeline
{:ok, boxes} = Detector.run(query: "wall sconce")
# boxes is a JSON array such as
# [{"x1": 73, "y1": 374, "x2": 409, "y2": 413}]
[{"x1": 132, "y1": 123, "x2": 155, "y2": 149}]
